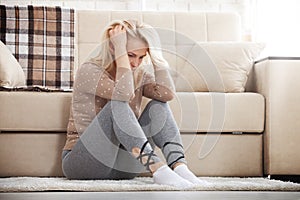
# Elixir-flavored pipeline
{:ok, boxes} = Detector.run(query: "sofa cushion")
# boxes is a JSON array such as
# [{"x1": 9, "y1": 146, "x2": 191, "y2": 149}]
[
  {"x1": 175, "y1": 42, "x2": 265, "y2": 92},
  {"x1": 169, "y1": 92, "x2": 264, "y2": 133},
  {"x1": 0, "y1": 40, "x2": 26, "y2": 87},
  {"x1": 76, "y1": 11, "x2": 241, "y2": 72},
  {"x1": 0, "y1": 132, "x2": 262, "y2": 177},
  {"x1": 0, "y1": 92, "x2": 72, "y2": 131},
  {"x1": 180, "y1": 134, "x2": 263, "y2": 176},
  {"x1": 0, "y1": 133, "x2": 66, "y2": 177},
  {"x1": 1, "y1": 92, "x2": 264, "y2": 133}
]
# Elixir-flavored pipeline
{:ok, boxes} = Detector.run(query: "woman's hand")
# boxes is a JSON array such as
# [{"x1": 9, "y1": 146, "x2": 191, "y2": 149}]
[
  {"x1": 109, "y1": 24, "x2": 131, "y2": 72},
  {"x1": 109, "y1": 25, "x2": 127, "y2": 56}
]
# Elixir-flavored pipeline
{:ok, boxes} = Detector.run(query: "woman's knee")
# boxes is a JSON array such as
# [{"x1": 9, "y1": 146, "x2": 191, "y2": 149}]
[
  {"x1": 144, "y1": 100, "x2": 166, "y2": 111},
  {"x1": 102, "y1": 100, "x2": 131, "y2": 112},
  {"x1": 100, "y1": 100, "x2": 128, "y2": 111},
  {"x1": 145, "y1": 100, "x2": 170, "y2": 116},
  {"x1": 148, "y1": 99, "x2": 167, "y2": 106},
  {"x1": 97, "y1": 100, "x2": 130, "y2": 119}
]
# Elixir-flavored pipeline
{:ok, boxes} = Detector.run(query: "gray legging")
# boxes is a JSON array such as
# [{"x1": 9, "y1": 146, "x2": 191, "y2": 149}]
[{"x1": 62, "y1": 100, "x2": 186, "y2": 180}]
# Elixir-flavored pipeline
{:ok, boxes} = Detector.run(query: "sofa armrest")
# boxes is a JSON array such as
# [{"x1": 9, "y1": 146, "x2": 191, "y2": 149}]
[{"x1": 250, "y1": 57, "x2": 300, "y2": 175}]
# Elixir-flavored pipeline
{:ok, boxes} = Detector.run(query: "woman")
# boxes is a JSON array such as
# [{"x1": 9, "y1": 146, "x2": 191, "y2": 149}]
[{"x1": 62, "y1": 19, "x2": 203, "y2": 189}]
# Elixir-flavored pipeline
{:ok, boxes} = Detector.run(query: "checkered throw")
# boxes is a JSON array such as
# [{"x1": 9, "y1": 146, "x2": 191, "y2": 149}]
[{"x1": 0, "y1": 5, "x2": 74, "y2": 90}]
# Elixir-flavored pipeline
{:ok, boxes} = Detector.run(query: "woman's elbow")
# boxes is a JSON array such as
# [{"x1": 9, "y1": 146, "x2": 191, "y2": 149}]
[{"x1": 160, "y1": 92, "x2": 175, "y2": 102}]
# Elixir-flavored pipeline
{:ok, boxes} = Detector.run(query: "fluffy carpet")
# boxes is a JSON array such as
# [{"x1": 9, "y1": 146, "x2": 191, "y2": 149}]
[{"x1": 1, "y1": 177, "x2": 300, "y2": 192}]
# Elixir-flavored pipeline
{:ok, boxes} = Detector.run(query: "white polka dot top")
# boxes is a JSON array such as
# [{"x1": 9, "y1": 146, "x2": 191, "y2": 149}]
[{"x1": 63, "y1": 62, "x2": 175, "y2": 150}]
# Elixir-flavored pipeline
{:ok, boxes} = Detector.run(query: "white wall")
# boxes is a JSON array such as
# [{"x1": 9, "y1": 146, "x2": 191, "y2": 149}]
[{"x1": 0, "y1": 0, "x2": 254, "y2": 40}]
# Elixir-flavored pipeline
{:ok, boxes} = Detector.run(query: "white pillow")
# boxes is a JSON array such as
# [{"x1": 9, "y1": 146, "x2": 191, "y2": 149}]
[
  {"x1": 175, "y1": 42, "x2": 265, "y2": 92},
  {"x1": 0, "y1": 40, "x2": 26, "y2": 87}
]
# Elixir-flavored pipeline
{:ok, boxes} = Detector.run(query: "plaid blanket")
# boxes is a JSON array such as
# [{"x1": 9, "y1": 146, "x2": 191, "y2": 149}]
[
  {"x1": 0, "y1": 5, "x2": 74, "y2": 90},
  {"x1": 0, "y1": 86, "x2": 72, "y2": 92}
]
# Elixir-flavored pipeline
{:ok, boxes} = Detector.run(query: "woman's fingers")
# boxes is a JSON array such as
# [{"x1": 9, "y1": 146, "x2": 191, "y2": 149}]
[
  {"x1": 109, "y1": 25, "x2": 125, "y2": 36},
  {"x1": 115, "y1": 24, "x2": 122, "y2": 30},
  {"x1": 109, "y1": 24, "x2": 127, "y2": 51}
]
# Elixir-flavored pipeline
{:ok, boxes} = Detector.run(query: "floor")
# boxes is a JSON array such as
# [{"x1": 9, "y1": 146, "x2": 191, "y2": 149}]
[{"x1": 1, "y1": 191, "x2": 300, "y2": 200}]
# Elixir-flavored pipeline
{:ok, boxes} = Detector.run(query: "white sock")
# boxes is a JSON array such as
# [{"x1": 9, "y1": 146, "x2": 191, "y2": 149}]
[
  {"x1": 153, "y1": 165, "x2": 194, "y2": 189},
  {"x1": 174, "y1": 164, "x2": 208, "y2": 185}
]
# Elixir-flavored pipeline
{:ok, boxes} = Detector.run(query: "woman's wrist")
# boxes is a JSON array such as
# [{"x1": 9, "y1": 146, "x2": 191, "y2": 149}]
[
  {"x1": 114, "y1": 47, "x2": 127, "y2": 59},
  {"x1": 115, "y1": 50, "x2": 131, "y2": 70}
]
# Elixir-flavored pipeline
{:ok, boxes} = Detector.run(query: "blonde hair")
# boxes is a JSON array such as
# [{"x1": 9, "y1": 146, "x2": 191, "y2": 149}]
[{"x1": 89, "y1": 19, "x2": 169, "y2": 75}]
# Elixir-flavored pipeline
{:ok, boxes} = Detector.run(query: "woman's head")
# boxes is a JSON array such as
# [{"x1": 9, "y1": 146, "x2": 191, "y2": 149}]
[
  {"x1": 124, "y1": 31, "x2": 148, "y2": 69},
  {"x1": 90, "y1": 19, "x2": 169, "y2": 70}
]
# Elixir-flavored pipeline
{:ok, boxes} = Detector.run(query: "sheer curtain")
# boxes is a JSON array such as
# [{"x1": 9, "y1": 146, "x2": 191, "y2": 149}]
[{"x1": 253, "y1": 0, "x2": 300, "y2": 56}]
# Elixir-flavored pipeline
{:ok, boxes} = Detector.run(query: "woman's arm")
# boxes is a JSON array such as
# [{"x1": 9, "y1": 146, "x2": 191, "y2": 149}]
[
  {"x1": 75, "y1": 63, "x2": 133, "y2": 102},
  {"x1": 108, "y1": 24, "x2": 134, "y2": 101},
  {"x1": 78, "y1": 25, "x2": 134, "y2": 102},
  {"x1": 110, "y1": 25, "x2": 132, "y2": 82},
  {"x1": 143, "y1": 64, "x2": 175, "y2": 102}
]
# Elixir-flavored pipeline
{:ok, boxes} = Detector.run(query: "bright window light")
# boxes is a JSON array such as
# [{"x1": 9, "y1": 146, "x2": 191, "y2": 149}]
[{"x1": 254, "y1": 0, "x2": 300, "y2": 56}]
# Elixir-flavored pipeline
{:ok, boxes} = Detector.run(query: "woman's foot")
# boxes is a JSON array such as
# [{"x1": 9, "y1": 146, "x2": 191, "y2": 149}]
[
  {"x1": 152, "y1": 165, "x2": 194, "y2": 189},
  {"x1": 173, "y1": 164, "x2": 208, "y2": 185}
]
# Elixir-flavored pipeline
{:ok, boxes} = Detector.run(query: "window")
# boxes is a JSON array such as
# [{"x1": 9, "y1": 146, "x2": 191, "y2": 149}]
[{"x1": 253, "y1": 0, "x2": 300, "y2": 56}]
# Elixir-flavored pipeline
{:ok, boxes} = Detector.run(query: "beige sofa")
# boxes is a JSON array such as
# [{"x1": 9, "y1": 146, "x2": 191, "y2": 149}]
[{"x1": 0, "y1": 10, "x2": 299, "y2": 178}]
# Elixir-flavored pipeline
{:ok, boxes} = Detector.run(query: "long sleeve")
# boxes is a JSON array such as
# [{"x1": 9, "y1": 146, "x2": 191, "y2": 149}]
[
  {"x1": 142, "y1": 65, "x2": 175, "y2": 102},
  {"x1": 76, "y1": 62, "x2": 134, "y2": 102}
]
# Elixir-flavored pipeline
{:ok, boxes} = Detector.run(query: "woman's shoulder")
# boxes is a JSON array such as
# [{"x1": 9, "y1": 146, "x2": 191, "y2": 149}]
[
  {"x1": 77, "y1": 62, "x2": 106, "y2": 74},
  {"x1": 75, "y1": 62, "x2": 106, "y2": 81},
  {"x1": 80, "y1": 61, "x2": 104, "y2": 70}
]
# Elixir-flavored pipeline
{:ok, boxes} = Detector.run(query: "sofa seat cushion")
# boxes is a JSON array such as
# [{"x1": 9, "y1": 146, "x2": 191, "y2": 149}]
[
  {"x1": 1, "y1": 91, "x2": 264, "y2": 133},
  {"x1": 168, "y1": 92, "x2": 264, "y2": 133},
  {"x1": 0, "y1": 92, "x2": 72, "y2": 131}
]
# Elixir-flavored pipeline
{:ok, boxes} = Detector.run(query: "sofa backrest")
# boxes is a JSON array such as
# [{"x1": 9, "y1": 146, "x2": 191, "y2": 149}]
[{"x1": 75, "y1": 11, "x2": 242, "y2": 92}]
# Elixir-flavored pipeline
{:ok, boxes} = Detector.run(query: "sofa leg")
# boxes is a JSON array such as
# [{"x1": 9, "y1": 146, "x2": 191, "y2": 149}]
[{"x1": 269, "y1": 175, "x2": 300, "y2": 183}]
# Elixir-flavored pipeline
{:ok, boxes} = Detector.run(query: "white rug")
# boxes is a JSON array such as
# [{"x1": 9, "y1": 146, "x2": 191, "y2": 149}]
[{"x1": 0, "y1": 177, "x2": 300, "y2": 192}]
